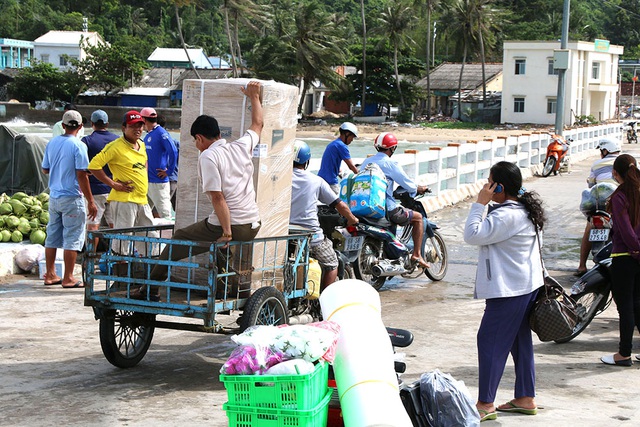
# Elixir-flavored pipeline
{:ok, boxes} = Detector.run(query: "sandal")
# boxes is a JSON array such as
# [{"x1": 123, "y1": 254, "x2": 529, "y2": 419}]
[
  {"x1": 496, "y1": 400, "x2": 537, "y2": 415},
  {"x1": 478, "y1": 409, "x2": 497, "y2": 422},
  {"x1": 411, "y1": 256, "x2": 430, "y2": 269}
]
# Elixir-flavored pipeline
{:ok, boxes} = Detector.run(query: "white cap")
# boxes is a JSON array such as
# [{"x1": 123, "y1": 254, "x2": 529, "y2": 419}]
[
  {"x1": 597, "y1": 137, "x2": 620, "y2": 153},
  {"x1": 339, "y1": 122, "x2": 358, "y2": 137}
]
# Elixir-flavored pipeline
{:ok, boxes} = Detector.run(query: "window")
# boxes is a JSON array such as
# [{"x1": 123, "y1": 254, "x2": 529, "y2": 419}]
[
  {"x1": 59, "y1": 56, "x2": 68, "y2": 66},
  {"x1": 515, "y1": 59, "x2": 526, "y2": 75},
  {"x1": 547, "y1": 98, "x2": 557, "y2": 114},
  {"x1": 592, "y1": 62, "x2": 600, "y2": 80},
  {"x1": 548, "y1": 59, "x2": 559, "y2": 75},
  {"x1": 514, "y1": 97, "x2": 525, "y2": 113},
  {"x1": 40, "y1": 54, "x2": 49, "y2": 63}
]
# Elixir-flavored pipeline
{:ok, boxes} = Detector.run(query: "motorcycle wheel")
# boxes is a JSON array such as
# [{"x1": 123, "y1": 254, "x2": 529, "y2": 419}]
[
  {"x1": 541, "y1": 156, "x2": 556, "y2": 177},
  {"x1": 423, "y1": 231, "x2": 448, "y2": 281},
  {"x1": 554, "y1": 291, "x2": 608, "y2": 343},
  {"x1": 353, "y1": 237, "x2": 386, "y2": 290}
]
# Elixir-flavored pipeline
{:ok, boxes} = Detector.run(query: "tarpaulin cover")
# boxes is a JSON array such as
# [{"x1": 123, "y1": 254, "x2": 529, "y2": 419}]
[{"x1": 0, "y1": 124, "x2": 48, "y2": 195}]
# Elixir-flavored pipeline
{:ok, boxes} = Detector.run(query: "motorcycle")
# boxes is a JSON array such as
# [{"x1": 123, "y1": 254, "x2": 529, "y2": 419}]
[
  {"x1": 541, "y1": 134, "x2": 573, "y2": 177},
  {"x1": 317, "y1": 204, "x2": 364, "y2": 281},
  {"x1": 626, "y1": 121, "x2": 638, "y2": 144},
  {"x1": 348, "y1": 187, "x2": 448, "y2": 290},
  {"x1": 554, "y1": 242, "x2": 613, "y2": 343}
]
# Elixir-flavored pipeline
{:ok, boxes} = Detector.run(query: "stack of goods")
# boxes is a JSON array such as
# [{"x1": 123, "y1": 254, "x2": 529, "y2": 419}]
[
  {"x1": 220, "y1": 322, "x2": 339, "y2": 427},
  {"x1": 0, "y1": 192, "x2": 49, "y2": 244},
  {"x1": 339, "y1": 163, "x2": 387, "y2": 219}
]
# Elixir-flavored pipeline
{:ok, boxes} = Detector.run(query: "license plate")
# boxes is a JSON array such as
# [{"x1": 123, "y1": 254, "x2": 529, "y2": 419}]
[
  {"x1": 344, "y1": 236, "x2": 364, "y2": 252},
  {"x1": 589, "y1": 228, "x2": 610, "y2": 242}
]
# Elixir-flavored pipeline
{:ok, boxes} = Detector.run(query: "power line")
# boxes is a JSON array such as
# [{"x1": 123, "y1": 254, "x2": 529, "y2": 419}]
[{"x1": 601, "y1": 0, "x2": 640, "y2": 20}]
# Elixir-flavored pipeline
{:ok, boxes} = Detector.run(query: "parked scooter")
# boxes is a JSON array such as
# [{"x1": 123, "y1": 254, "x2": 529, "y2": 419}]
[
  {"x1": 626, "y1": 121, "x2": 638, "y2": 144},
  {"x1": 542, "y1": 134, "x2": 573, "y2": 177},
  {"x1": 348, "y1": 187, "x2": 448, "y2": 290},
  {"x1": 555, "y1": 242, "x2": 613, "y2": 343}
]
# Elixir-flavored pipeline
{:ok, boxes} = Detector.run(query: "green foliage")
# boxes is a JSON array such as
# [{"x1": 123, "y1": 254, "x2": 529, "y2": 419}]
[{"x1": 8, "y1": 61, "x2": 68, "y2": 106}]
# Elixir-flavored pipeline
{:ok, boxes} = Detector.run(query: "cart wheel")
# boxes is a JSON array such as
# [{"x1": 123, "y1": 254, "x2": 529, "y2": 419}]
[
  {"x1": 240, "y1": 287, "x2": 289, "y2": 331},
  {"x1": 99, "y1": 309, "x2": 155, "y2": 368}
]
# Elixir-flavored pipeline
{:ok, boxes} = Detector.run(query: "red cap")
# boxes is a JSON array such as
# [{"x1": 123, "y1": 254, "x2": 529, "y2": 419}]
[
  {"x1": 123, "y1": 111, "x2": 145, "y2": 126},
  {"x1": 140, "y1": 107, "x2": 157, "y2": 118}
]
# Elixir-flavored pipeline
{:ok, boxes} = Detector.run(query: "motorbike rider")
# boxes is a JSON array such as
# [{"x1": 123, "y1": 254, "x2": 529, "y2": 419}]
[
  {"x1": 290, "y1": 140, "x2": 359, "y2": 291},
  {"x1": 317, "y1": 122, "x2": 360, "y2": 193},
  {"x1": 575, "y1": 137, "x2": 621, "y2": 276},
  {"x1": 359, "y1": 132, "x2": 430, "y2": 268}
]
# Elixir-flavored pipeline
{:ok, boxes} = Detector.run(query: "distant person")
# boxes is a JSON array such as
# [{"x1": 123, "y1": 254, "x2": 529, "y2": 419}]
[
  {"x1": 88, "y1": 111, "x2": 155, "y2": 253},
  {"x1": 41, "y1": 110, "x2": 97, "y2": 288},
  {"x1": 317, "y1": 122, "x2": 359, "y2": 193},
  {"x1": 290, "y1": 140, "x2": 358, "y2": 291},
  {"x1": 158, "y1": 114, "x2": 179, "y2": 212},
  {"x1": 82, "y1": 110, "x2": 119, "y2": 251},
  {"x1": 52, "y1": 104, "x2": 85, "y2": 138},
  {"x1": 140, "y1": 107, "x2": 177, "y2": 220}
]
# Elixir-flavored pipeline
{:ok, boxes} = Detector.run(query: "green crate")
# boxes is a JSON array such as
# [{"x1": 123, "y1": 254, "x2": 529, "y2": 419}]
[
  {"x1": 220, "y1": 362, "x2": 329, "y2": 410},
  {"x1": 223, "y1": 390, "x2": 331, "y2": 427}
]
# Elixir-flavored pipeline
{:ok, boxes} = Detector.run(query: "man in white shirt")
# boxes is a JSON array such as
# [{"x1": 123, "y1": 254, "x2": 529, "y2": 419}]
[{"x1": 140, "y1": 81, "x2": 263, "y2": 300}]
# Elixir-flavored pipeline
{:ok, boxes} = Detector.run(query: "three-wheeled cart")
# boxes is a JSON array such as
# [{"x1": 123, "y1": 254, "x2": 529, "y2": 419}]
[{"x1": 83, "y1": 224, "x2": 313, "y2": 368}]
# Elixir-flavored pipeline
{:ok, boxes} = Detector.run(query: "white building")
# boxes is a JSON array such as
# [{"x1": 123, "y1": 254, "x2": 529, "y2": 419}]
[
  {"x1": 501, "y1": 40, "x2": 623, "y2": 125},
  {"x1": 147, "y1": 48, "x2": 212, "y2": 69},
  {"x1": 33, "y1": 31, "x2": 105, "y2": 69}
]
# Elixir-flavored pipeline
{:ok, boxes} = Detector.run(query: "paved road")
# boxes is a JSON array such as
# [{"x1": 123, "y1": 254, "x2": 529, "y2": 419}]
[{"x1": 2, "y1": 144, "x2": 640, "y2": 426}]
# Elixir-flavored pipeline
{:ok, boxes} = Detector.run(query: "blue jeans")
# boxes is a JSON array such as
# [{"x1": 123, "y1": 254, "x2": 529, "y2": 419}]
[
  {"x1": 45, "y1": 196, "x2": 86, "y2": 251},
  {"x1": 477, "y1": 289, "x2": 539, "y2": 403}
]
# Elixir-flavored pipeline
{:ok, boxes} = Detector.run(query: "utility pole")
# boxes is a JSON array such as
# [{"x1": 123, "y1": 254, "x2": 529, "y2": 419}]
[{"x1": 554, "y1": 0, "x2": 570, "y2": 135}]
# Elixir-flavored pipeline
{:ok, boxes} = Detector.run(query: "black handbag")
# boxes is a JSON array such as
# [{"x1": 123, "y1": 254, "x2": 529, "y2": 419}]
[{"x1": 528, "y1": 231, "x2": 579, "y2": 342}]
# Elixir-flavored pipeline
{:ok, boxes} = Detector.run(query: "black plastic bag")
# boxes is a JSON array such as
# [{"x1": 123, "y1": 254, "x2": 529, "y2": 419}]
[{"x1": 419, "y1": 369, "x2": 480, "y2": 427}]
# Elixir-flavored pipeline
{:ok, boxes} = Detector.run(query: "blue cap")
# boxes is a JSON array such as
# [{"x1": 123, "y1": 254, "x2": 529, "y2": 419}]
[{"x1": 90, "y1": 110, "x2": 109, "y2": 124}]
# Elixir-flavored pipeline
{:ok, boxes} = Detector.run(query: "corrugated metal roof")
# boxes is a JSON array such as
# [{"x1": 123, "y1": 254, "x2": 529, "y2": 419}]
[
  {"x1": 118, "y1": 87, "x2": 171, "y2": 97},
  {"x1": 417, "y1": 62, "x2": 503, "y2": 91},
  {"x1": 137, "y1": 68, "x2": 189, "y2": 88},
  {"x1": 148, "y1": 48, "x2": 207, "y2": 62},
  {"x1": 170, "y1": 69, "x2": 233, "y2": 90},
  {"x1": 34, "y1": 31, "x2": 103, "y2": 45}
]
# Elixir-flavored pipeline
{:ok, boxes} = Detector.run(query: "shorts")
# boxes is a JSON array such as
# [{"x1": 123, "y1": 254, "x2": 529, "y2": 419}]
[
  {"x1": 86, "y1": 193, "x2": 112, "y2": 226},
  {"x1": 310, "y1": 237, "x2": 338, "y2": 272},
  {"x1": 387, "y1": 206, "x2": 413, "y2": 227},
  {"x1": 45, "y1": 196, "x2": 87, "y2": 251}
]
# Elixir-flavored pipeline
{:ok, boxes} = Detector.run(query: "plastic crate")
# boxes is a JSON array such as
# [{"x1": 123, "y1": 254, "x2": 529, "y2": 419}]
[
  {"x1": 220, "y1": 362, "x2": 329, "y2": 410},
  {"x1": 223, "y1": 390, "x2": 331, "y2": 427}
]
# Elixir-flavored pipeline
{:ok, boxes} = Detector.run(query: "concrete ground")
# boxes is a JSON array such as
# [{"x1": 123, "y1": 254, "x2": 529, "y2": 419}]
[{"x1": 1, "y1": 143, "x2": 640, "y2": 426}]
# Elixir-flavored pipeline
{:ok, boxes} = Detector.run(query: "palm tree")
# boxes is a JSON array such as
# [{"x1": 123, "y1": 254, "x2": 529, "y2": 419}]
[
  {"x1": 360, "y1": 0, "x2": 367, "y2": 115},
  {"x1": 469, "y1": 0, "x2": 500, "y2": 111},
  {"x1": 377, "y1": 1, "x2": 415, "y2": 111},
  {"x1": 413, "y1": 0, "x2": 441, "y2": 118}
]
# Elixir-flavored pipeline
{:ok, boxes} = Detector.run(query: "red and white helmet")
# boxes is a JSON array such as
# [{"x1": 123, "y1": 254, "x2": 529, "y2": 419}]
[{"x1": 374, "y1": 132, "x2": 398, "y2": 150}]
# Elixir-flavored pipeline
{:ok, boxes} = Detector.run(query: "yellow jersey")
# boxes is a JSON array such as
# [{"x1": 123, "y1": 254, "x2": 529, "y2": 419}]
[{"x1": 88, "y1": 136, "x2": 148, "y2": 204}]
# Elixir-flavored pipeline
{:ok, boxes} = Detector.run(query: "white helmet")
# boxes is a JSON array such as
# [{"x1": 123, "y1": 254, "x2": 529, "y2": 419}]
[
  {"x1": 597, "y1": 138, "x2": 620, "y2": 153},
  {"x1": 339, "y1": 122, "x2": 358, "y2": 137}
]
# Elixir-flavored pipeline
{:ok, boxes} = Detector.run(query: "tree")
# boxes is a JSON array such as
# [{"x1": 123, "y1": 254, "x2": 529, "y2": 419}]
[
  {"x1": 377, "y1": 0, "x2": 415, "y2": 111},
  {"x1": 71, "y1": 40, "x2": 147, "y2": 97},
  {"x1": 413, "y1": 0, "x2": 441, "y2": 118},
  {"x1": 360, "y1": 0, "x2": 367, "y2": 115},
  {"x1": 8, "y1": 62, "x2": 67, "y2": 106}
]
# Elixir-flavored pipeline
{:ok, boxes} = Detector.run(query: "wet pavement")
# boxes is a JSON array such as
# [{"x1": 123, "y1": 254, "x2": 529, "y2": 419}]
[{"x1": 2, "y1": 143, "x2": 640, "y2": 426}]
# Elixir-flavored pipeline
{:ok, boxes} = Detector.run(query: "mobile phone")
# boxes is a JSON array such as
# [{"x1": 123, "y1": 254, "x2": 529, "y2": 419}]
[{"x1": 494, "y1": 184, "x2": 503, "y2": 193}]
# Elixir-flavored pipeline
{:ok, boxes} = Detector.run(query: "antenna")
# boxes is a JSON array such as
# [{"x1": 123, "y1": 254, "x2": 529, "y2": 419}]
[{"x1": 83, "y1": 17, "x2": 88, "y2": 32}]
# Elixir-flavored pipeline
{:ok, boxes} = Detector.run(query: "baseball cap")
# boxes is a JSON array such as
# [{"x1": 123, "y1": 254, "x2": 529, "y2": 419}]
[
  {"x1": 62, "y1": 110, "x2": 82, "y2": 126},
  {"x1": 340, "y1": 122, "x2": 358, "y2": 137},
  {"x1": 91, "y1": 109, "x2": 109, "y2": 124},
  {"x1": 123, "y1": 110, "x2": 145, "y2": 126},
  {"x1": 140, "y1": 107, "x2": 157, "y2": 118}
]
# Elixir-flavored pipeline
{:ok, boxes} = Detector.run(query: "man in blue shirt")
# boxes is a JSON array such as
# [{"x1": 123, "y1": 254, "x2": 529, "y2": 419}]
[
  {"x1": 141, "y1": 107, "x2": 178, "y2": 220},
  {"x1": 41, "y1": 110, "x2": 97, "y2": 288},
  {"x1": 359, "y1": 132, "x2": 429, "y2": 268},
  {"x1": 82, "y1": 110, "x2": 119, "y2": 243},
  {"x1": 318, "y1": 122, "x2": 359, "y2": 193}
]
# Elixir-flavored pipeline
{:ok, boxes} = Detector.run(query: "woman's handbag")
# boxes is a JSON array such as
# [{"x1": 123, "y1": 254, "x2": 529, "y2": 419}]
[{"x1": 529, "y1": 276, "x2": 578, "y2": 342}]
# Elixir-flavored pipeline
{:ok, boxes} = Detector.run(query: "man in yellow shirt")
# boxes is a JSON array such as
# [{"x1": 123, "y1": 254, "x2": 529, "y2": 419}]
[{"x1": 88, "y1": 111, "x2": 155, "y2": 252}]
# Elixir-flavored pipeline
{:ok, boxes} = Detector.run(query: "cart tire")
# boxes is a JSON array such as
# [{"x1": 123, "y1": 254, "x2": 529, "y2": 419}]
[
  {"x1": 240, "y1": 287, "x2": 289, "y2": 331},
  {"x1": 99, "y1": 309, "x2": 155, "y2": 368}
]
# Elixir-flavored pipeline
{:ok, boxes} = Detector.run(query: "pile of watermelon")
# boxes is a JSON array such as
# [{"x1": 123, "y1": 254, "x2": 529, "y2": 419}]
[{"x1": 0, "y1": 192, "x2": 49, "y2": 244}]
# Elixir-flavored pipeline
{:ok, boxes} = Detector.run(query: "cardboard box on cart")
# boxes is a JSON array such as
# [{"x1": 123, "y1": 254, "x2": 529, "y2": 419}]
[{"x1": 175, "y1": 78, "x2": 299, "y2": 297}]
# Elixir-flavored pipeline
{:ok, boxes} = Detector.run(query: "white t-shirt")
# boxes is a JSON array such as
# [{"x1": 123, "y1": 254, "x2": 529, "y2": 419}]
[
  {"x1": 199, "y1": 130, "x2": 260, "y2": 226},
  {"x1": 290, "y1": 168, "x2": 340, "y2": 243}
]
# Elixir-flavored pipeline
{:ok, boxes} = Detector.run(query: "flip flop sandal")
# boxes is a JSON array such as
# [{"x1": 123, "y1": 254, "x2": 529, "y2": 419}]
[
  {"x1": 44, "y1": 279, "x2": 63, "y2": 286},
  {"x1": 478, "y1": 409, "x2": 497, "y2": 422},
  {"x1": 61, "y1": 281, "x2": 85, "y2": 289},
  {"x1": 497, "y1": 401, "x2": 537, "y2": 415}
]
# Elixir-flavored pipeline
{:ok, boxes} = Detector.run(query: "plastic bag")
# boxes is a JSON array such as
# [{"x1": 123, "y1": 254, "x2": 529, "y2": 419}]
[
  {"x1": 15, "y1": 244, "x2": 45, "y2": 271},
  {"x1": 419, "y1": 369, "x2": 480, "y2": 427},
  {"x1": 580, "y1": 182, "x2": 617, "y2": 217},
  {"x1": 220, "y1": 345, "x2": 286, "y2": 375},
  {"x1": 264, "y1": 359, "x2": 316, "y2": 375}
]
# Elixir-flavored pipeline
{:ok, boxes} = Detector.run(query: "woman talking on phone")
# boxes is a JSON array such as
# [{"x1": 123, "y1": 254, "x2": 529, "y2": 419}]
[
  {"x1": 463, "y1": 161, "x2": 546, "y2": 422},
  {"x1": 601, "y1": 154, "x2": 640, "y2": 366}
]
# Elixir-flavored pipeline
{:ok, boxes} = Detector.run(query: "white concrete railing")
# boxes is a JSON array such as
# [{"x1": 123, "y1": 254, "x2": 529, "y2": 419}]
[{"x1": 309, "y1": 123, "x2": 623, "y2": 212}]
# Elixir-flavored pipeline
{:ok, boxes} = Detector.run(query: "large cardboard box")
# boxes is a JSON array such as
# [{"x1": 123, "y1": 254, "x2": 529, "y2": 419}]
[{"x1": 176, "y1": 78, "x2": 299, "y2": 296}]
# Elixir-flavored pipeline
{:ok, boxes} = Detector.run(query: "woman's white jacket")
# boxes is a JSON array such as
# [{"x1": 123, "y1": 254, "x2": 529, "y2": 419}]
[{"x1": 464, "y1": 201, "x2": 544, "y2": 299}]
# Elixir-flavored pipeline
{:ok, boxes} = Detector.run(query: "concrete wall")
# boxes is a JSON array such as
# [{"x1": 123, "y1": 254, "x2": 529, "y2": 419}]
[{"x1": 0, "y1": 102, "x2": 182, "y2": 130}]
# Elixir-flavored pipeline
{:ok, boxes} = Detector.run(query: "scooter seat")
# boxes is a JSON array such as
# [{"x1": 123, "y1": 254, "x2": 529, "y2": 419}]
[{"x1": 357, "y1": 215, "x2": 392, "y2": 229}]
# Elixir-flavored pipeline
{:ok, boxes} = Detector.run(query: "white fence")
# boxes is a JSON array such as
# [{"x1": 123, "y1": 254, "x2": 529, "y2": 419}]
[{"x1": 309, "y1": 123, "x2": 623, "y2": 212}]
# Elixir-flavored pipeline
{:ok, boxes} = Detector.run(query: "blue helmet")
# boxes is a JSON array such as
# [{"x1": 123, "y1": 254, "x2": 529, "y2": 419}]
[{"x1": 293, "y1": 140, "x2": 311, "y2": 165}]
